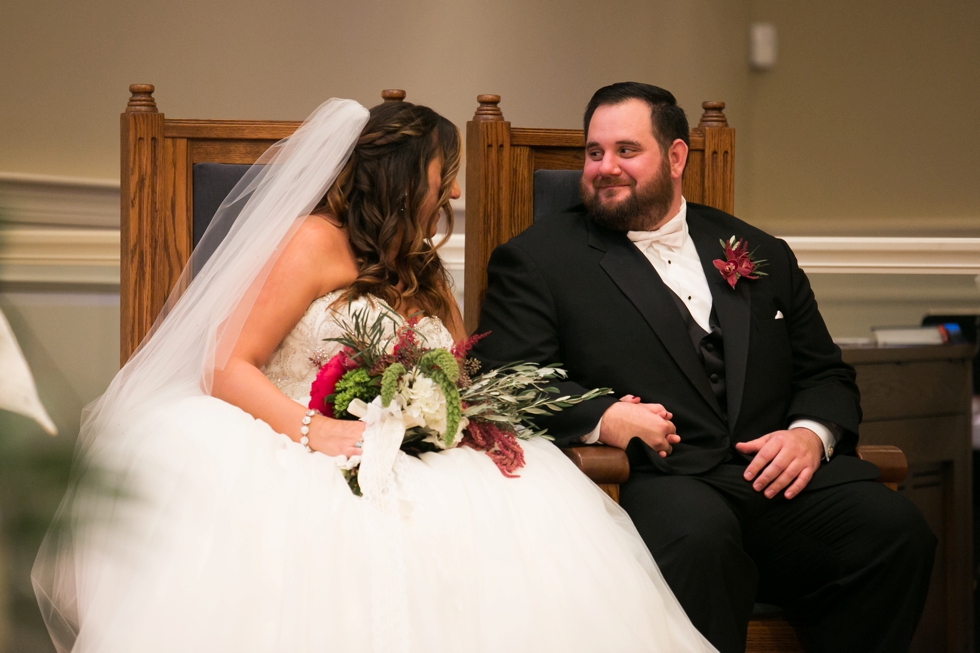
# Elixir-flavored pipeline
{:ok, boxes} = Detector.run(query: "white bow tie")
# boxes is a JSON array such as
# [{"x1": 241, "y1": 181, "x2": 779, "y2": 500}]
[{"x1": 627, "y1": 216, "x2": 687, "y2": 252}]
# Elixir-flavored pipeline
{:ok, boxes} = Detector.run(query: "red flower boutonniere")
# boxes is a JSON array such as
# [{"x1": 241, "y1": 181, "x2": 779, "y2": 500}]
[{"x1": 712, "y1": 236, "x2": 768, "y2": 288}]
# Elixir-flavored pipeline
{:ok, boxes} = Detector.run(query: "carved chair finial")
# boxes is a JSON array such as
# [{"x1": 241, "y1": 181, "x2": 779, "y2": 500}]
[
  {"x1": 381, "y1": 89, "x2": 407, "y2": 102},
  {"x1": 698, "y1": 101, "x2": 728, "y2": 128},
  {"x1": 474, "y1": 95, "x2": 504, "y2": 122},
  {"x1": 126, "y1": 84, "x2": 158, "y2": 113}
]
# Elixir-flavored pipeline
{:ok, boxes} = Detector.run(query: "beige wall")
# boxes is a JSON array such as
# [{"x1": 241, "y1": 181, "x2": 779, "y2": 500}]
[
  {"x1": 745, "y1": 0, "x2": 980, "y2": 235},
  {"x1": 0, "y1": 0, "x2": 750, "y2": 187},
  {"x1": 812, "y1": 274, "x2": 980, "y2": 338},
  {"x1": 3, "y1": 1, "x2": 976, "y2": 229}
]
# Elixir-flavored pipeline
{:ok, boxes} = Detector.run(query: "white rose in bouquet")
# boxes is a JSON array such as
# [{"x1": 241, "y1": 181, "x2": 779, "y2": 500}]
[{"x1": 399, "y1": 372, "x2": 466, "y2": 449}]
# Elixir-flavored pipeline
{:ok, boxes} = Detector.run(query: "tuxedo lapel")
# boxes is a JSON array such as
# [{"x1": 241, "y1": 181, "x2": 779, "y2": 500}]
[
  {"x1": 688, "y1": 208, "x2": 751, "y2": 430},
  {"x1": 588, "y1": 222, "x2": 726, "y2": 419}
]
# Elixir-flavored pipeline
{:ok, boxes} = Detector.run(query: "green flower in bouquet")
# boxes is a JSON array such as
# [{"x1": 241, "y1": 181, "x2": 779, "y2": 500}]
[{"x1": 331, "y1": 368, "x2": 380, "y2": 418}]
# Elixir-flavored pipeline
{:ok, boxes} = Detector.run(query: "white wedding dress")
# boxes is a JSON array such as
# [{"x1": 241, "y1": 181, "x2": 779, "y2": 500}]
[{"x1": 51, "y1": 291, "x2": 715, "y2": 653}]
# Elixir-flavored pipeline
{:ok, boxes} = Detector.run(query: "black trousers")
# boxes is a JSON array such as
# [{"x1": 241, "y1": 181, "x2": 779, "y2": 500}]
[{"x1": 620, "y1": 462, "x2": 936, "y2": 653}]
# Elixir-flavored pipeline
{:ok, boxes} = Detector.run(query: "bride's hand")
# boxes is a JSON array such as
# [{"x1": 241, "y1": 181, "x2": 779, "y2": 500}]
[
  {"x1": 619, "y1": 395, "x2": 672, "y2": 420},
  {"x1": 309, "y1": 416, "x2": 366, "y2": 458},
  {"x1": 599, "y1": 398, "x2": 679, "y2": 456}
]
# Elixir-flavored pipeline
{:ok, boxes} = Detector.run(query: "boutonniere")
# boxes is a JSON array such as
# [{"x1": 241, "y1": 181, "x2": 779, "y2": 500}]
[{"x1": 713, "y1": 236, "x2": 768, "y2": 288}]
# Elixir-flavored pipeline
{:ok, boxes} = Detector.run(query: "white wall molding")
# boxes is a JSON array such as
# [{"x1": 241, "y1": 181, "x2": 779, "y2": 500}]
[
  {"x1": 439, "y1": 233, "x2": 464, "y2": 273},
  {"x1": 785, "y1": 236, "x2": 980, "y2": 275},
  {"x1": 0, "y1": 172, "x2": 120, "y2": 229},
  {"x1": 762, "y1": 215, "x2": 980, "y2": 239},
  {"x1": 5, "y1": 228, "x2": 980, "y2": 288},
  {"x1": 0, "y1": 228, "x2": 457, "y2": 288},
  {"x1": 0, "y1": 228, "x2": 120, "y2": 285},
  {"x1": 2, "y1": 174, "x2": 979, "y2": 284}
]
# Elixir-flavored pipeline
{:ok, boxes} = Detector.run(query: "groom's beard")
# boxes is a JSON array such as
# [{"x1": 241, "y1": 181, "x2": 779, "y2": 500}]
[{"x1": 581, "y1": 157, "x2": 673, "y2": 232}]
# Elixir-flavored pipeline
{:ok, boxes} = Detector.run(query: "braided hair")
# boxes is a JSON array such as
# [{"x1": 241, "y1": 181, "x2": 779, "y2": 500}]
[{"x1": 314, "y1": 101, "x2": 462, "y2": 329}]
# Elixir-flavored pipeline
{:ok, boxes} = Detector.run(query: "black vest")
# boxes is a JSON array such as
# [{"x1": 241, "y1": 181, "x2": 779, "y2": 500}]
[
  {"x1": 666, "y1": 291, "x2": 727, "y2": 417},
  {"x1": 626, "y1": 289, "x2": 733, "y2": 472}
]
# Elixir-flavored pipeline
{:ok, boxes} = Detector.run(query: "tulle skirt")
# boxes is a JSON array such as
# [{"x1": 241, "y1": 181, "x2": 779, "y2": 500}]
[{"x1": 35, "y1": 395, "x2": 714, "y2": 652}]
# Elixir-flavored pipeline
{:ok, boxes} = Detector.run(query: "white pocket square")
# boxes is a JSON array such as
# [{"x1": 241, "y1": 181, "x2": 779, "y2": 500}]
[{"x1": 775, "y1": 310, "x2": 784, "y2": 320}]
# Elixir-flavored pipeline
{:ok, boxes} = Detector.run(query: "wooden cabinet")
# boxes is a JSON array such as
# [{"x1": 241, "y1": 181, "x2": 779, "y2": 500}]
[{"x1": 843, "y1": 344, "x2": 974, "y2": 653}]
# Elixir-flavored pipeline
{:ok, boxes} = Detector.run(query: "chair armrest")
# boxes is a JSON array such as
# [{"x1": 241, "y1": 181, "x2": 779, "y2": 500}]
[
  {"x1": 855, "y1": 445, "x2": 908, "y2": 488},
  {"x1": 562, "y1": 443, "x2": 907, "y2": 490},
  {"x1": 562, "y1": 444, "x2": 630, "y2": 485}
]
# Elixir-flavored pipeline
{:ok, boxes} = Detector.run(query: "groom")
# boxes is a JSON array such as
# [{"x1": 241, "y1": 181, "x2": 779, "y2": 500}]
[{"x1": 473, "y1": 82, "x2": 936, "y2": 653}]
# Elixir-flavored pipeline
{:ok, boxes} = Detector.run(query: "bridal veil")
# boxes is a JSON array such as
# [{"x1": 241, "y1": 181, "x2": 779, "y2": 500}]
[{"x1": 32, "y1": 98, "x2": 370, "y2": 653}]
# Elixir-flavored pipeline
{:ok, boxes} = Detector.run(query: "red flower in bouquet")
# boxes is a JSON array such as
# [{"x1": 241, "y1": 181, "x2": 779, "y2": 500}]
[
  {"x1": 713, "y1": 236, "x2": 767, "y2": 288},
  {"x1": 460, "y1": 420, "x2": 526, "y2": 478},
  {"x1": 451, "y1": 331, "x2": 490, "y2": 363},
  {"x1": 389, "y1": 317, "x2": 422, "y2": 366},
  {"x1": 309, "y1": 348, "x2": 357, "y2": 418}
]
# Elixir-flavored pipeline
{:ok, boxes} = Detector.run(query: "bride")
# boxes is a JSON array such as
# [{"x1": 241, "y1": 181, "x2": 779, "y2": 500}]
[{"x1": 32, "y1": 98, "x2": 715, "y2": 652}]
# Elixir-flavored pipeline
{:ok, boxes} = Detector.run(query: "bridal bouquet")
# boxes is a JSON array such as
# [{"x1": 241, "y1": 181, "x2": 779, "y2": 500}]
[{"x1": 309, "y1": 306, "x2": 609, "y2": 495}]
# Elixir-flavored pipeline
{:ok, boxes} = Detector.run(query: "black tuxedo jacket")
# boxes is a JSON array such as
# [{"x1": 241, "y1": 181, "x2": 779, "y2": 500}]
[{"x1": 474, "y1": 202, "x2": 879, "y2": 490}]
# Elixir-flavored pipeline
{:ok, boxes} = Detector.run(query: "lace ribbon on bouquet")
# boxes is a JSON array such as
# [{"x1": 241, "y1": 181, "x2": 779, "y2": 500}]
[
  {"x1": 350, "y1": 397, "x2": 406, "y2": 507},
  {"x1": 347, "y1": 396, "x2": 412, "y2": 653}
]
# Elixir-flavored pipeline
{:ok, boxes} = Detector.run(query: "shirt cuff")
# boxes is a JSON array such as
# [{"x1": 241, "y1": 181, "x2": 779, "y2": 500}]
[
  {"x1": 580, "y1": 417, "x2": 603, "y2": 444},
  {"x1": 789, "y1": 418, "x2": 839, "y2": 461}
]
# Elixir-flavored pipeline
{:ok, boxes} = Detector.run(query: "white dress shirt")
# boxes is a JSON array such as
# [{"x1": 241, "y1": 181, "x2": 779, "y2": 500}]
[
  {"x1": 627, "y1": 200, "x2": 713, "y2": 333},
  {"x1": 582, "y1": 200, "x2": 838, "y2": 460}
]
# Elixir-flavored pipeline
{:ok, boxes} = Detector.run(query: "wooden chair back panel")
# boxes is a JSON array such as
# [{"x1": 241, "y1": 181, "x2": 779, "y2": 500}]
[
  {"x1": 462, "y1": 95, "x2": 735, "y2": 333},
  {"x1": 121, "y1": 86, "x2": 307, "y2": 363},
  {"x1": 188, "y1": 140, "x2": 280, "y2": 164}
]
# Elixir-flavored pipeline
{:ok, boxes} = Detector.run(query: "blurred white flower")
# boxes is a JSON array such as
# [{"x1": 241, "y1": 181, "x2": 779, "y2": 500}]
[{"x1": 0, "y1": 308, "x2": 56, "y2": 435}]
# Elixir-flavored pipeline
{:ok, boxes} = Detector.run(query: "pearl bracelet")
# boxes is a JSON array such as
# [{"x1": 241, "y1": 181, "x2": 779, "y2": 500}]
[{"x1": 300, "y1": 409, "x2": 314, "y2": 452}]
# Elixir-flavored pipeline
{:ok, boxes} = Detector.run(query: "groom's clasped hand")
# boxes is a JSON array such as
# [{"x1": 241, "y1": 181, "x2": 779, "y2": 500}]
[{"x1": 598, "y1": 394, "x2": 680, "y2": 458}]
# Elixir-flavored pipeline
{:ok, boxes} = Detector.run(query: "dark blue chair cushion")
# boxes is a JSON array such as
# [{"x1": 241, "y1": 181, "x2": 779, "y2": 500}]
[
  {"x1": 192, "y1": 163, "x2": 255, "y2": 267},
  {"x1": 533, "y1": 169, "x2": 583, "y2": 221}
]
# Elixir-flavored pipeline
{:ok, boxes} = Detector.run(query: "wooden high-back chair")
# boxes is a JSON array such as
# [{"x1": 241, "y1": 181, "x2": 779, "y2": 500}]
[
  {"x1": 119, "y1": 84, "x2": 408, "y2": 363},
  {"x1": 460, "y1": 93, "x2": 909, "y2": 653},
  {"x1": 462, "y1": 94, "x2": 734, "y2": 333}
]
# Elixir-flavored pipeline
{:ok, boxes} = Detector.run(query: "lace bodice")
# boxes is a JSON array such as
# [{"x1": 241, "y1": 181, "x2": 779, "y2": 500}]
[{"x1": 262, "y1": 290, "x2": 456, "y2": 403}]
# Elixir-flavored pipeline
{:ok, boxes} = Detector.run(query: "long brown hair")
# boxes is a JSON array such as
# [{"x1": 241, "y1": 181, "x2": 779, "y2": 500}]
[{"x1": 315, "y1": 101, "x2": 462, "y2": 328}]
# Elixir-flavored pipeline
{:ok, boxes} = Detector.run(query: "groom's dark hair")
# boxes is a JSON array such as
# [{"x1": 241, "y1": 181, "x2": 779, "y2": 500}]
[{"x1": 584, "y1": 82, "x2": 690, "y2": 154}]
